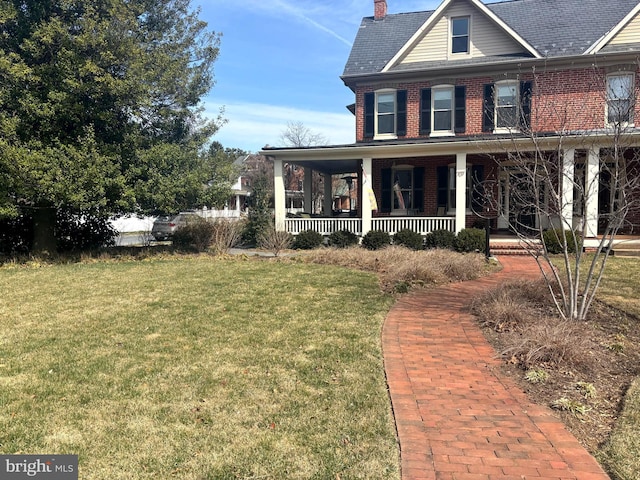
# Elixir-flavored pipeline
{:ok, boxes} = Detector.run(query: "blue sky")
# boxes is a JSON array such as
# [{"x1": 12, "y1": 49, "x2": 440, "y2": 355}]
[{"x1": 196, "y1": 0, "x2": 446, "y2": 153}]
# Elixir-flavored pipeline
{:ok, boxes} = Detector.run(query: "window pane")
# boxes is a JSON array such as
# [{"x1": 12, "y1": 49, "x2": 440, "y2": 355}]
[
  {"x1": 452, "y1": 36, "x2": 468, "y2": 54},
  {"x1": 378, "y1": 114, "x2": 394, "y2": 134},
  {"x1": 452, "y1": 18, "x2": 468, "y2": 36},
  {"x1": 608, "y1": 99, "x2": 631, "y2": 123},
  {"x1": 608, "y1": 75, "x2": 632, "y2": 100},
  {"x1": 496, "y1": 106, "x2": 517, "y2": 128},
  {"x1": 434, "y1": 111, "x2": 452, "y2": 131},
  {"x1": 497, "y1": 85, "x2": 517, "y2": 106},
  {"x1": 394, "y1": 170, "x2": 412, "y2": 189},
  {"x1": 378, "y1": 93, "x2": 395, "y2": 113},
  {"x1": 434, "y1": 89, "x2": 452, "y2": 109}
]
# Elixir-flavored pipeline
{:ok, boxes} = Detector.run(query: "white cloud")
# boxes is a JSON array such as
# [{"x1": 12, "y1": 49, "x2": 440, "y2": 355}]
[{"x1": 206, "y1": 101, "x2": 355, "y2": 152}]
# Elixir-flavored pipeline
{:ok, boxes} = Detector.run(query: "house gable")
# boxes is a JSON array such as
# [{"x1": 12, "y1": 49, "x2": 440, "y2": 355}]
[
  {"x1": 398, "y1": 0, "x2": 529, "y2": 65},
  {"x1": 586, "y1": 3, "x2": 640, "y2": 54},
  {"x1": 608, "y1": 10, "x2": 640, "y2": 47}
]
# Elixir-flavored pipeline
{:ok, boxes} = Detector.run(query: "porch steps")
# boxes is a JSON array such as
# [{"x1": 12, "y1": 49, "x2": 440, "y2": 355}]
[
  {"x1": 612, "y1": 247, "x2": 640, "y2": 257},
  {"x1": 489, "y1": 242, "x2": 542, "y2": 256}
]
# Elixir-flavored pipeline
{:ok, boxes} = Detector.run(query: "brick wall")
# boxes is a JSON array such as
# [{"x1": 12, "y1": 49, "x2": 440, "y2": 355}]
[{"x1": 355, "y1": 65, "x2": 640, "y2": 141}]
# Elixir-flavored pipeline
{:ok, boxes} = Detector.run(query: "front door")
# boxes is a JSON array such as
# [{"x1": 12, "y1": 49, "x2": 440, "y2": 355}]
[{"x1": 497, "y1": 170, "x2": 539, "y2": 234}]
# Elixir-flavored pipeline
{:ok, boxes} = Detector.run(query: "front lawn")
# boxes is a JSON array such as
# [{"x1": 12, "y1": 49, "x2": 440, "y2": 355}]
[{"x1": 0, "y1": 256, "x2": 399, "y2": 479}]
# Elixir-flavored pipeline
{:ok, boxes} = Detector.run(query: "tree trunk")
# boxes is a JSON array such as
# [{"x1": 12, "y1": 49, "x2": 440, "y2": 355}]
[{"x1": 32, "y1": 207, "x2": 57, "y2": 254}]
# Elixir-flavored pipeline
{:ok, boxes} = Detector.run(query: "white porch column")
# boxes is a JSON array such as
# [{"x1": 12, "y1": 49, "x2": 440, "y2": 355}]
[
  {"x1": 362, "y1": 158, "x2": 373, "y2": 236},
  {"x1": 323, "y1": 173, "x2": 333, "y2": 216},
  {"x1": 561, "y1": 148, "x2": 575, "y2": 229},
  {"x1": 303, "y1": 167, "x2": 313, "y2": 213},
  {"x1": 455, "y1": 153, "x2": 467, "y2": 234},
  {"x1": 584, "y1": 146, "x2": 600, "y2": 238},
  {"x1": 273, "y1": 157, "x2": 286, "y2": 232}
]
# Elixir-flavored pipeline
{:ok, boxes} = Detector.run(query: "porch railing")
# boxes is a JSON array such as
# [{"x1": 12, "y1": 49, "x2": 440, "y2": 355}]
[
  {"x1": 285, "y1": 218, "x2": 363, "y2": 235},
  {"x1": 372, "y1": 217, "x2": 455, "y2": 235},
  {"x1": 285, "y1": 216, "x2": 455, "y2": 236}
]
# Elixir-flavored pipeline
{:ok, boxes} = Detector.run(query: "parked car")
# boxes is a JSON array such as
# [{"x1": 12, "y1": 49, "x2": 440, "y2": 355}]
[{"x1": 151, "y1": 212, "x2": 199, "y2": 241}]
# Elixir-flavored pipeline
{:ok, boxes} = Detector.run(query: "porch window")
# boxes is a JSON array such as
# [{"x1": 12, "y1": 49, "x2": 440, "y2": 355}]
[
  {"x1": 437, "y1": 164, "x2": 484, "y2": 212},
  {"x1": 451, "y1": 17, "x2": 470, "y2": 54},
  {"x1": 380, "y1": 167, "x2": 425, "y2": 214},
  {"x1": 607, "y1": 73, "x2": 634, "y2": 126}
]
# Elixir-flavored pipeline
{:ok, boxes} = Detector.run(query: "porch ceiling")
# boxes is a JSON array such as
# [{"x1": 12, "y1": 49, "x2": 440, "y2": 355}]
[{"x1": 290, "y1": 158, "x2": 361, "y2": 175}]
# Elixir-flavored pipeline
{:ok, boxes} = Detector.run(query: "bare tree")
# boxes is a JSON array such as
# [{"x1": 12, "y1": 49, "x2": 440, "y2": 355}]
[
  {"x1": 279, "y1": 121, "x2": 329, "y2": 148},
  {"x1": 483, "y1": 64, "x2": 640, "y2": 321},
  {"x1": 279, "y1": 121, "x2": 330, "y2": 214}
]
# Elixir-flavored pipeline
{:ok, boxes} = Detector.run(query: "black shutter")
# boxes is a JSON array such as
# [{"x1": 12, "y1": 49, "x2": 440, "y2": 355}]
[
  {"x1": 454, "y1": 86, "x2": 466, "y2": 133},
  {"x1": 482, "y1": 84, "x2": 494, "y2": 132},
  {"x1": 437, "y1": 166, "x2": 448, "y2": 208},
  {"x1": 520, "y1": 81, "x2": 532, "y2": 130},
  {"x1": 396, "y1": 90, "x2": 407, "y2": 136},
  {"x1": 364, "y1": 92, "x2": 375, "y2": 138},
  {"x1": 413, "y1": 167, "x2": 425, "y2": 212},
  {"x1": 471, "y1": 165, "x2": 485, "y2": 214},
  {"x1": 420, "y1": 88, "x2": 432, "y2": 135},
  {"x1": 381, "y1": 168, "x2": 392, "y2": 213}
]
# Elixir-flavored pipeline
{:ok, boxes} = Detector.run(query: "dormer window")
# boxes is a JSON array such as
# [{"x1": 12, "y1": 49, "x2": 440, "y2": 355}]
[{"x1": 451, "y1": 17, "x2": 470, "y2": 54}]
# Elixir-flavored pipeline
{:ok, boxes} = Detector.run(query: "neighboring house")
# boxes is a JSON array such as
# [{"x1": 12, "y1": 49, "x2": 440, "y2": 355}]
[{"x1": 262, "y1": 0, "x2": 640, "y2": 240}]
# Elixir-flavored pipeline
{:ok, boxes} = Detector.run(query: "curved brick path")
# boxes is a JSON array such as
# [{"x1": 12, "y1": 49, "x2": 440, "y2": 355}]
[{"x1": 382, "y1": 256, "x2": 611, "y2": 480}]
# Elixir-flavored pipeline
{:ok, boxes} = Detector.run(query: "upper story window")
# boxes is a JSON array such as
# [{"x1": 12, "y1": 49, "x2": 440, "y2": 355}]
[
  {"x1": 377, "y1": 91, "x2": 396, "y2": 135},
  {"x1": 364, "y1": 89, "x2": 407, "y2": 139},
  {"x1": 607, "y1": 73, "x2": 634, "y2": 126},
  {"x1": 420, "y1": 86, "x2": 466, "y2": 136},
  {"x1": 495, "y1": 82, "x2": 519, "y2": 129},
  {"x1": 483, "y1": 81, "x2": 532, "y2": 133},
  {"x1": 451, "y1": 17, "x2": 470, "y2": 54},
  {"x1": 433, "y1": 87, "x2": 454, "y2": 134}
]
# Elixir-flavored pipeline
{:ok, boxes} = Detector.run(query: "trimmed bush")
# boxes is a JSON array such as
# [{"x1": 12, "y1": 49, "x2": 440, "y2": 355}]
[
  {"x1": 293, "y1": 229, "x2": 323, "y2": 250},
  {"x1": 424, "y1": 229, "x2": 456, "y2": 250},
  {"x1": 455, "y1": 228, "x2": 485, "y2": 253},
  {"x1": 393, "y1": 229, "x2": 423, "y2": 250},
  {"x1": 362, "y1": 230, "x2": 391, "y2": 250},
  {"x1": 328, "y1": 229, "x2": 359, "y2": 249},
  {"x1": 542, "y1": 228, "x2": 582, "y2": 254}
]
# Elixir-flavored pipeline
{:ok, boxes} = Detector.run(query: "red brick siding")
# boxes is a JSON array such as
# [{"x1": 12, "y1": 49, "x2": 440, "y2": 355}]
[{"x1": 355, "y1": 66, "x2": 640, "y2": 141}]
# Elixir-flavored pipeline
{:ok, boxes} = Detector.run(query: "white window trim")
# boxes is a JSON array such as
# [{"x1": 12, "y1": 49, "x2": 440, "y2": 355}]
[
  {"x1": 605, "y1": 72, "x2": 635, "y2": 128},
  {"x1": 493, "y1": 80, "x2": 520, "y2": 134},
  {"x1": 449, "y1": 16, "x2": 471, "y2": 58},
  {"x1": 431, "y1": 85, "x2": 456, "y2": 137},
  {"x1": 446, "y1": 164, "x2": 473, "y2": 214},
  {"x1": 374, "y1": 89, "x2": 398, "y2": 140},
  {"x1": 391, "y1": 165, "x2": 414, "y2": 214}
]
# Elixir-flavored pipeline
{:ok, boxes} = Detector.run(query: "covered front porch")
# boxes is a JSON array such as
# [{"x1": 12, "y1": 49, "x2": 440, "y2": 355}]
[{"x1": 262, "y1": 134, "x2": 640, "y2": 240}]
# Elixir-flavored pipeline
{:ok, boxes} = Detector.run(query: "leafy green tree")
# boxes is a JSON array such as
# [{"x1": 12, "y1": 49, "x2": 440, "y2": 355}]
[{"x1": 0, "y1": 0, "x2": 223, "y2": 251}]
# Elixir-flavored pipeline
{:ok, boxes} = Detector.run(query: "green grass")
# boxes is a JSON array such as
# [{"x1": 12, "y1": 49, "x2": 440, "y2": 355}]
[{"x1": 0, "y1": 257, "x2": 399, "y2": 479}]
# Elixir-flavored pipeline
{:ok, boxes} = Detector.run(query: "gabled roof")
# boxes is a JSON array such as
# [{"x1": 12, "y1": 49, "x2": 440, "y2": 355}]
[{"x1": 342, "y1": 0, "x2": 640, "y2": 79}]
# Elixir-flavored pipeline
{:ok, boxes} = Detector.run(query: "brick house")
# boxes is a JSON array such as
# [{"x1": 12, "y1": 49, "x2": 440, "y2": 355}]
[{"x1": 262, "y1": 0, "x2": 640, "y2": 241}]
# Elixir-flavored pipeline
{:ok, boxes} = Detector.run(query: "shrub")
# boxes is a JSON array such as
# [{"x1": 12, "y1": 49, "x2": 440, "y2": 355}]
[
  {"x1": 172, "y1": 216, "x2": 215, "y2": 252},
  {"x1": 209, "y1": 219, "x2": 244, "y2": 255},
  {"x1": 393, "y1": 229, "x2": 423, "y2": 250},
  {"x1": 542, "y1": 228, "x2": 582, "y2": 254},
  {"x1": 328, "y1": 230, "x2": 359, "y2": 249},
  {"x1": 258, "y1": 228, "x2": 293, "y2": 256},
  {"x1": 293, "y1": 230, "x2": 324, "y2": 250},
  {"x1": 455, "y1": 228, "x2": 485, "y2": 253},
  {"x1": 362, "y1": 230, "x2": 391, "y2": 250},
  {"x1": 424, "y1": 229, "x2": 456, "y2": 250}
]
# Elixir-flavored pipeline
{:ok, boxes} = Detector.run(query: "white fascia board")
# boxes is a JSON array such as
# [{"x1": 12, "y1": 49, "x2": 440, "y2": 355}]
[
  {"x1": 382, "y1": 0, "x2": 541, "y2": 73},
  {"x1": 585, "y1": 3, "x2": 640, "y2": 55}
]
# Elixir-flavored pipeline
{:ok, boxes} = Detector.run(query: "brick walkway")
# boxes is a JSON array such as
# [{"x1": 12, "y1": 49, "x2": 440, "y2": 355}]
[{"x1": 382, "y1": 256, "x2": 611, "y2": 480}]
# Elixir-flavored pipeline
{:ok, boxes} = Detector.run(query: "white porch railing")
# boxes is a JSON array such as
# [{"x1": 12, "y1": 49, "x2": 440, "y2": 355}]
[
  {"x1": 285, "y1": 216, "x2": 455, "y2": 236},
  {"x1": 286, "y1": 218, "x2": 363, "y2": 235},
  {"x1": 372, "y1": 217, "x2": 455, "y2": 235}
]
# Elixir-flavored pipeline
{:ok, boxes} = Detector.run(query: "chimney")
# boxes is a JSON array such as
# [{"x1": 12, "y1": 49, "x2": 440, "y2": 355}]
[{"x1": 374, "y1": 0, "x2": 387, "y2": 20}]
